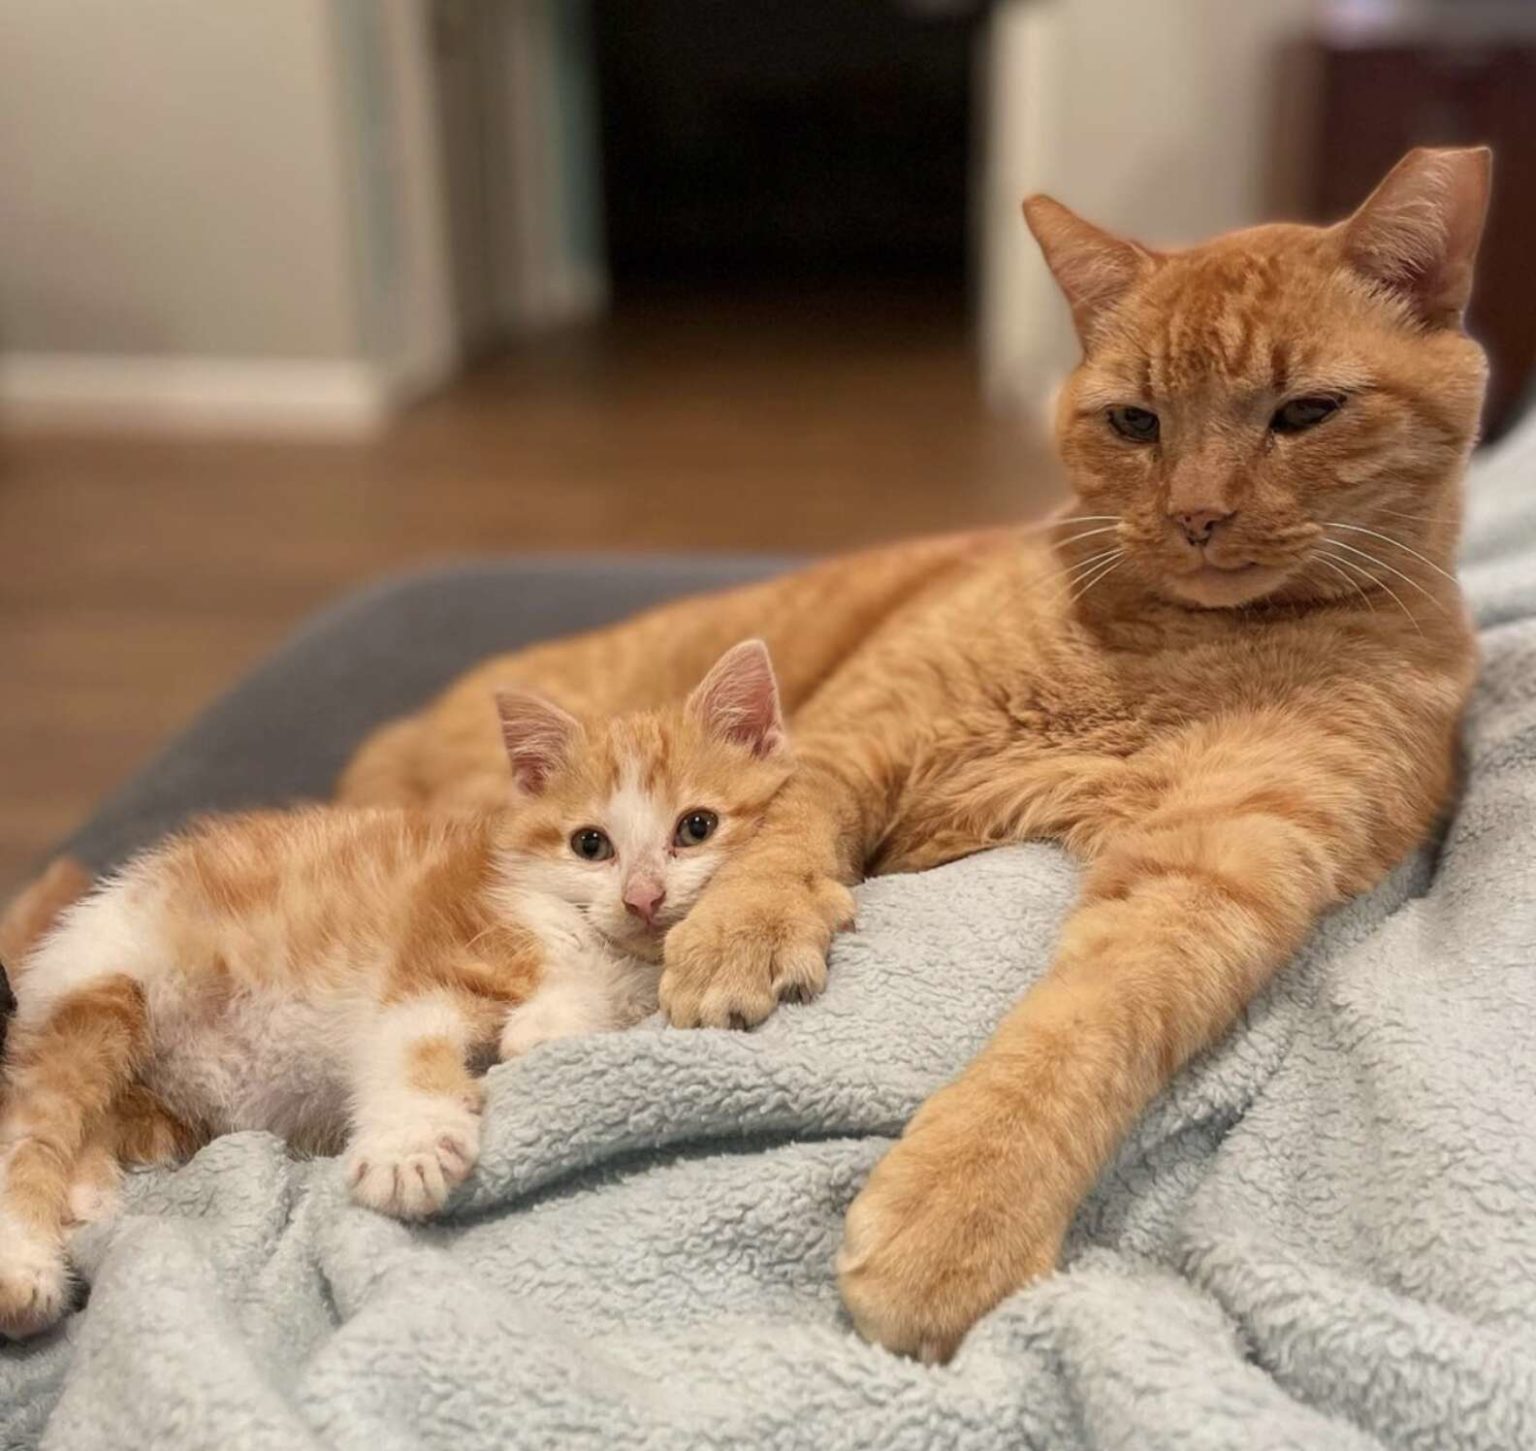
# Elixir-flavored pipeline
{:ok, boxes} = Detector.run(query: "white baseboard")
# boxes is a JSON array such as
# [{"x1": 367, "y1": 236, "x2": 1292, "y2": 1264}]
[{"x1": 0, "y1": 354, "x2": 411, "y2": 435}]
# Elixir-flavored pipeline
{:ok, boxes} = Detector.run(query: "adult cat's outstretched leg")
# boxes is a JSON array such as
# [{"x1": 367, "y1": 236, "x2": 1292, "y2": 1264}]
[
  {"x1": 836, "y1": 709, "x2": 1443, "y2": 1360},
  {"x1": 344, "y1": 993, "x2": 486, "y2": 1220}
]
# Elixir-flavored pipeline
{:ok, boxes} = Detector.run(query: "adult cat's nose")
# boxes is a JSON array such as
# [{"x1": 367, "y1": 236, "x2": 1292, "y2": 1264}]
[
  {"x1": 1176, "y1": 509, "x2": 1233, "y2": 546},
  {"x1": 624, "y1": 882, "x2": 666, "y2": 925}
]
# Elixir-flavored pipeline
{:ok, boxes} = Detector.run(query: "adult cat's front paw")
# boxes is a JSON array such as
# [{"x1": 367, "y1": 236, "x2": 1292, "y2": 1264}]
[
  {"x1": 837, "y1": 1077, "x2": 1061, "y2": 1363},
  {"x1": 660, "y1": 873, "x2": 854, "y2": 1029},
  {"x1": 345, "y1": 1099, "x2": 481, "y2": 1220}
]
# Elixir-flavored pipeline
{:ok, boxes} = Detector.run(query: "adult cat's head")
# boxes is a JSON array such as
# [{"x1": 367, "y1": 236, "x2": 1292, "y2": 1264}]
[
  {"x1": 492, "y1": 640, "x2": 791, "y2": 959},
  {"x1": 1025, "y1": 147, "x2": 1491, "y2": 610}
]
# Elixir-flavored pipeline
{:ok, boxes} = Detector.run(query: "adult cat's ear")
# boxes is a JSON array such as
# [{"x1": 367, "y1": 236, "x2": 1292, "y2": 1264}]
[
  {"x1": 1023, "y1": 195, "x2": 1154, "y2": 344},
  {"x1": 495, "y1": 689, "x2": 582, "y2": 796},
  {"x1": 1341, "y1": 145, "x2": 1492, "y2": 328},
  {"x1": 688, "y1": 639, "x2": 786, "y2": 758}
]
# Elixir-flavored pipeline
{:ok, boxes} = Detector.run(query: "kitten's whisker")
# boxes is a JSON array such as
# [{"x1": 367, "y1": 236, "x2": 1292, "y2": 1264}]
[
  {"x1": 1311, "y1": 552, "x2": 1376, "y2": 612},
  {"x1": 1320, "y1": 538, "x2": 1449, "y2": 615},
  {"x1": 1066, "y1": 553, "x2": 1125, "y2": 606},
  {"x1": 1316, "y1": 548, "x2": 1421, "y2": 635},
  {"x1": 1323, "y1": 522, "x2": 1460, "y2": 588}
]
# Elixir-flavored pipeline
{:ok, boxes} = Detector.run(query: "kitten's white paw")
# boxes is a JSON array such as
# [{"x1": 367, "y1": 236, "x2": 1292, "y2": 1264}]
[
  {"x1": 0, "y1": 1231, "x2": 71, "y2": 1340},
  {"x1": 345, "y1": 1101, "x2": 480, "y2": 1220},
  {"x1": 499, "y1": 995, "x2": 606, "y2": 1059}
]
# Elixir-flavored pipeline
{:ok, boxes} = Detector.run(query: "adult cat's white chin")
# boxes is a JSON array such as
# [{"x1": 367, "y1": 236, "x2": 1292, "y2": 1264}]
[{"x1": 1163, "y1": 560, "x2": 1286, "y2": 610}]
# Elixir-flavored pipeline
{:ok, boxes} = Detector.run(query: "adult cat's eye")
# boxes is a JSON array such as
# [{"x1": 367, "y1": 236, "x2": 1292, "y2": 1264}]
[
  {"x1": 1107, "y1": 405, "x2": 1159, "y2": 443},
  {"x1": 570, "y1": 827, "x2": 614, "y2": 862},
  {"x1": 674, "y1": 809, "x2": 719, "y2": 847},
  {"x1": 1271, "y1": 395, "x2": 1341, "y2": 433}
]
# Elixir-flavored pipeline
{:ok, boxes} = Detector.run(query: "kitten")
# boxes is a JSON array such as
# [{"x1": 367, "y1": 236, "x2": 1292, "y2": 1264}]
[{"x1": 0, "y1": 639, "x2": 791, "y2": 1339}]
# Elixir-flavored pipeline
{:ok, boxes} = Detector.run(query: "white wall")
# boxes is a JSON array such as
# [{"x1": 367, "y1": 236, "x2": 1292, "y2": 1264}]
[
  {"x1": 980, "y1": 0, "x2": 1318, "y2": 409},
  {"x1": 0, "y1": 0, "x2": 454, "y2": 430},
  {"x1": 0, "y1": 1, "x2": 360, "y2": 359}
]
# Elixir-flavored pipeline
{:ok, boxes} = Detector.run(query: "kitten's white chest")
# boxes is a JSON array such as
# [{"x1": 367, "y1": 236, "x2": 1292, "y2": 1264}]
[{"x1": 496, "y1": 892, "x2": 661, "y2": 1057}]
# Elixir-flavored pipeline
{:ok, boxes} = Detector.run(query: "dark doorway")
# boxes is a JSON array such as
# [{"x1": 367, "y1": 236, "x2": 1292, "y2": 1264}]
[{"x1": 592, "y1": 1, "x2": 982, "y2": 300}]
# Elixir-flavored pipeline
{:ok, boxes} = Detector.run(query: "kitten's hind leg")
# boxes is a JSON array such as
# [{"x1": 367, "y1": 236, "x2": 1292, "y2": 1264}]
[
  {"x1": 107, "y1": 1081, "x2": 202, "y2": 1167},
  {"x1": 344, "y1": 994, "x2": 485, "y2": 1221},
  {"x1": 0, "y1": 975, "x2": 147, "y2": 1339}
]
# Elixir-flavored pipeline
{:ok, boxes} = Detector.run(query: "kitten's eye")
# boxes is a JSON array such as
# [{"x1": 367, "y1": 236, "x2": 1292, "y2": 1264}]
[
  {"x1": 570, "y1": 827, "x2": 614, "y2": 862},
  {"x1": 1271, "y1": 395, "x2": 1341, "y2": 433},
  {"x1": 1107, "y1": 405, "x2": 1159, "y2": 443},
  {"x1": 673, "y1": 810, "x2": 718, "y2": 848}
]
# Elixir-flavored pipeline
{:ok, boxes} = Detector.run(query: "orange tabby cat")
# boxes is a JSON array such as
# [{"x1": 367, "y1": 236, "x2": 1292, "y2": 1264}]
[
  {"x1": 324, "y1": 147, "x2": 1490, "y2": 1360},
  {"x1": 0, "y1": 641, "x2": 790, "y2": 1338}
]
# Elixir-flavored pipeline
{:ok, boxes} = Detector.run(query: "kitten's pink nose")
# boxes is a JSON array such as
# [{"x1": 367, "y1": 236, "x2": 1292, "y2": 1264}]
[
  {"x1": 623, "y1": 881, "x2": 666, "y2": 926},
  {"x1": 1176, "y1": 509, "x2": 1233, "y2": 546}
]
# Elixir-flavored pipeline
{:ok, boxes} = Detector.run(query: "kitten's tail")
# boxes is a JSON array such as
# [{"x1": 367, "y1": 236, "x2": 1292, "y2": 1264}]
[{"x1": 0, "y1": 971, "x2": 147, "y2": 1338}]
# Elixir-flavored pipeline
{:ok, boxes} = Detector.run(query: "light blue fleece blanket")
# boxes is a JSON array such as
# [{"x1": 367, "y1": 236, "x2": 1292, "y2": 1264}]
[{"x1": 5, "y1": 425, "x2": 1536, "y2": 1451}]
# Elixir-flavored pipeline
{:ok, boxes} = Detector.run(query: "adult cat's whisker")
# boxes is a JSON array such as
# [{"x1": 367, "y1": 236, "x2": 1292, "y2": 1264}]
[
  {"x1": 1323, "y1": 522, "x2": 1460, "y2": 588},
  {"x1": 1018, "y1": 514, "x2": 1121, "y2": 537},
  {"x1": 1051, "y1": 526, "x2": 1121, "y2": 551},
  {"x1": 1029, "y1": 546, "x2": 1120, "y2": 597},
  {"x1": 1044, "y1": 548, "x2": 1123, "y2": 599},
  {"x1": 1321, "y1": 538, "x2": 1449, "y2": 615},
  {"x1": 1316, "y1": 548, "x2": 1422, "y2": 635},
  {"x1": 1371, "y1": 508, "x2": 1457, "y2": 526},
  {"x1": 1310, "y1": 553, "x2": 1377, "y2": 612},
  {"x1": 1065, "y1": 553, "x2": 1125, "y2": 605},
  {"x1": 1286, "y1": 566, "x2": 1330, "y2": 616}
]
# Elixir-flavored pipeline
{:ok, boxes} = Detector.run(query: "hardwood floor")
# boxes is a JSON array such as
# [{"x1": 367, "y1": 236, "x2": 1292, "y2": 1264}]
[{"x1": 0, "y1": 292, "x2": 1062, "y2": 895}]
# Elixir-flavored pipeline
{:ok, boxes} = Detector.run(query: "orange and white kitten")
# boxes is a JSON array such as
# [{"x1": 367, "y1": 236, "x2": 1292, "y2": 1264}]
[{"x1": 0, "y1": 640, "x2": 791, "y2": 1339}]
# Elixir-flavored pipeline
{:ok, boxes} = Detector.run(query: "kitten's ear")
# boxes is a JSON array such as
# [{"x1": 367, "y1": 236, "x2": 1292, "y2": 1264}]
[
  {"x1": 1023, "y1": 195, "x2": 1154, "y2": 343},
  {"x1": 1341, "y1": 146, "x2": 1491, "y2": 327},
  {"x1": 494, "y1": 689, "x2": 582, "y2": 796},
  {"x1": 687, "y1": 639, "x2": 786, "y2": 758}
]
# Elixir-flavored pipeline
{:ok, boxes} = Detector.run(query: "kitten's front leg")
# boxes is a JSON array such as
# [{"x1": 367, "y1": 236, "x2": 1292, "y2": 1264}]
[
  {"x1": 498, "y1": 972, "x2": 623, "y2": 1058},
  {"x1": 345, "y1": 994, "x2": 485, "y2": 1220}
]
